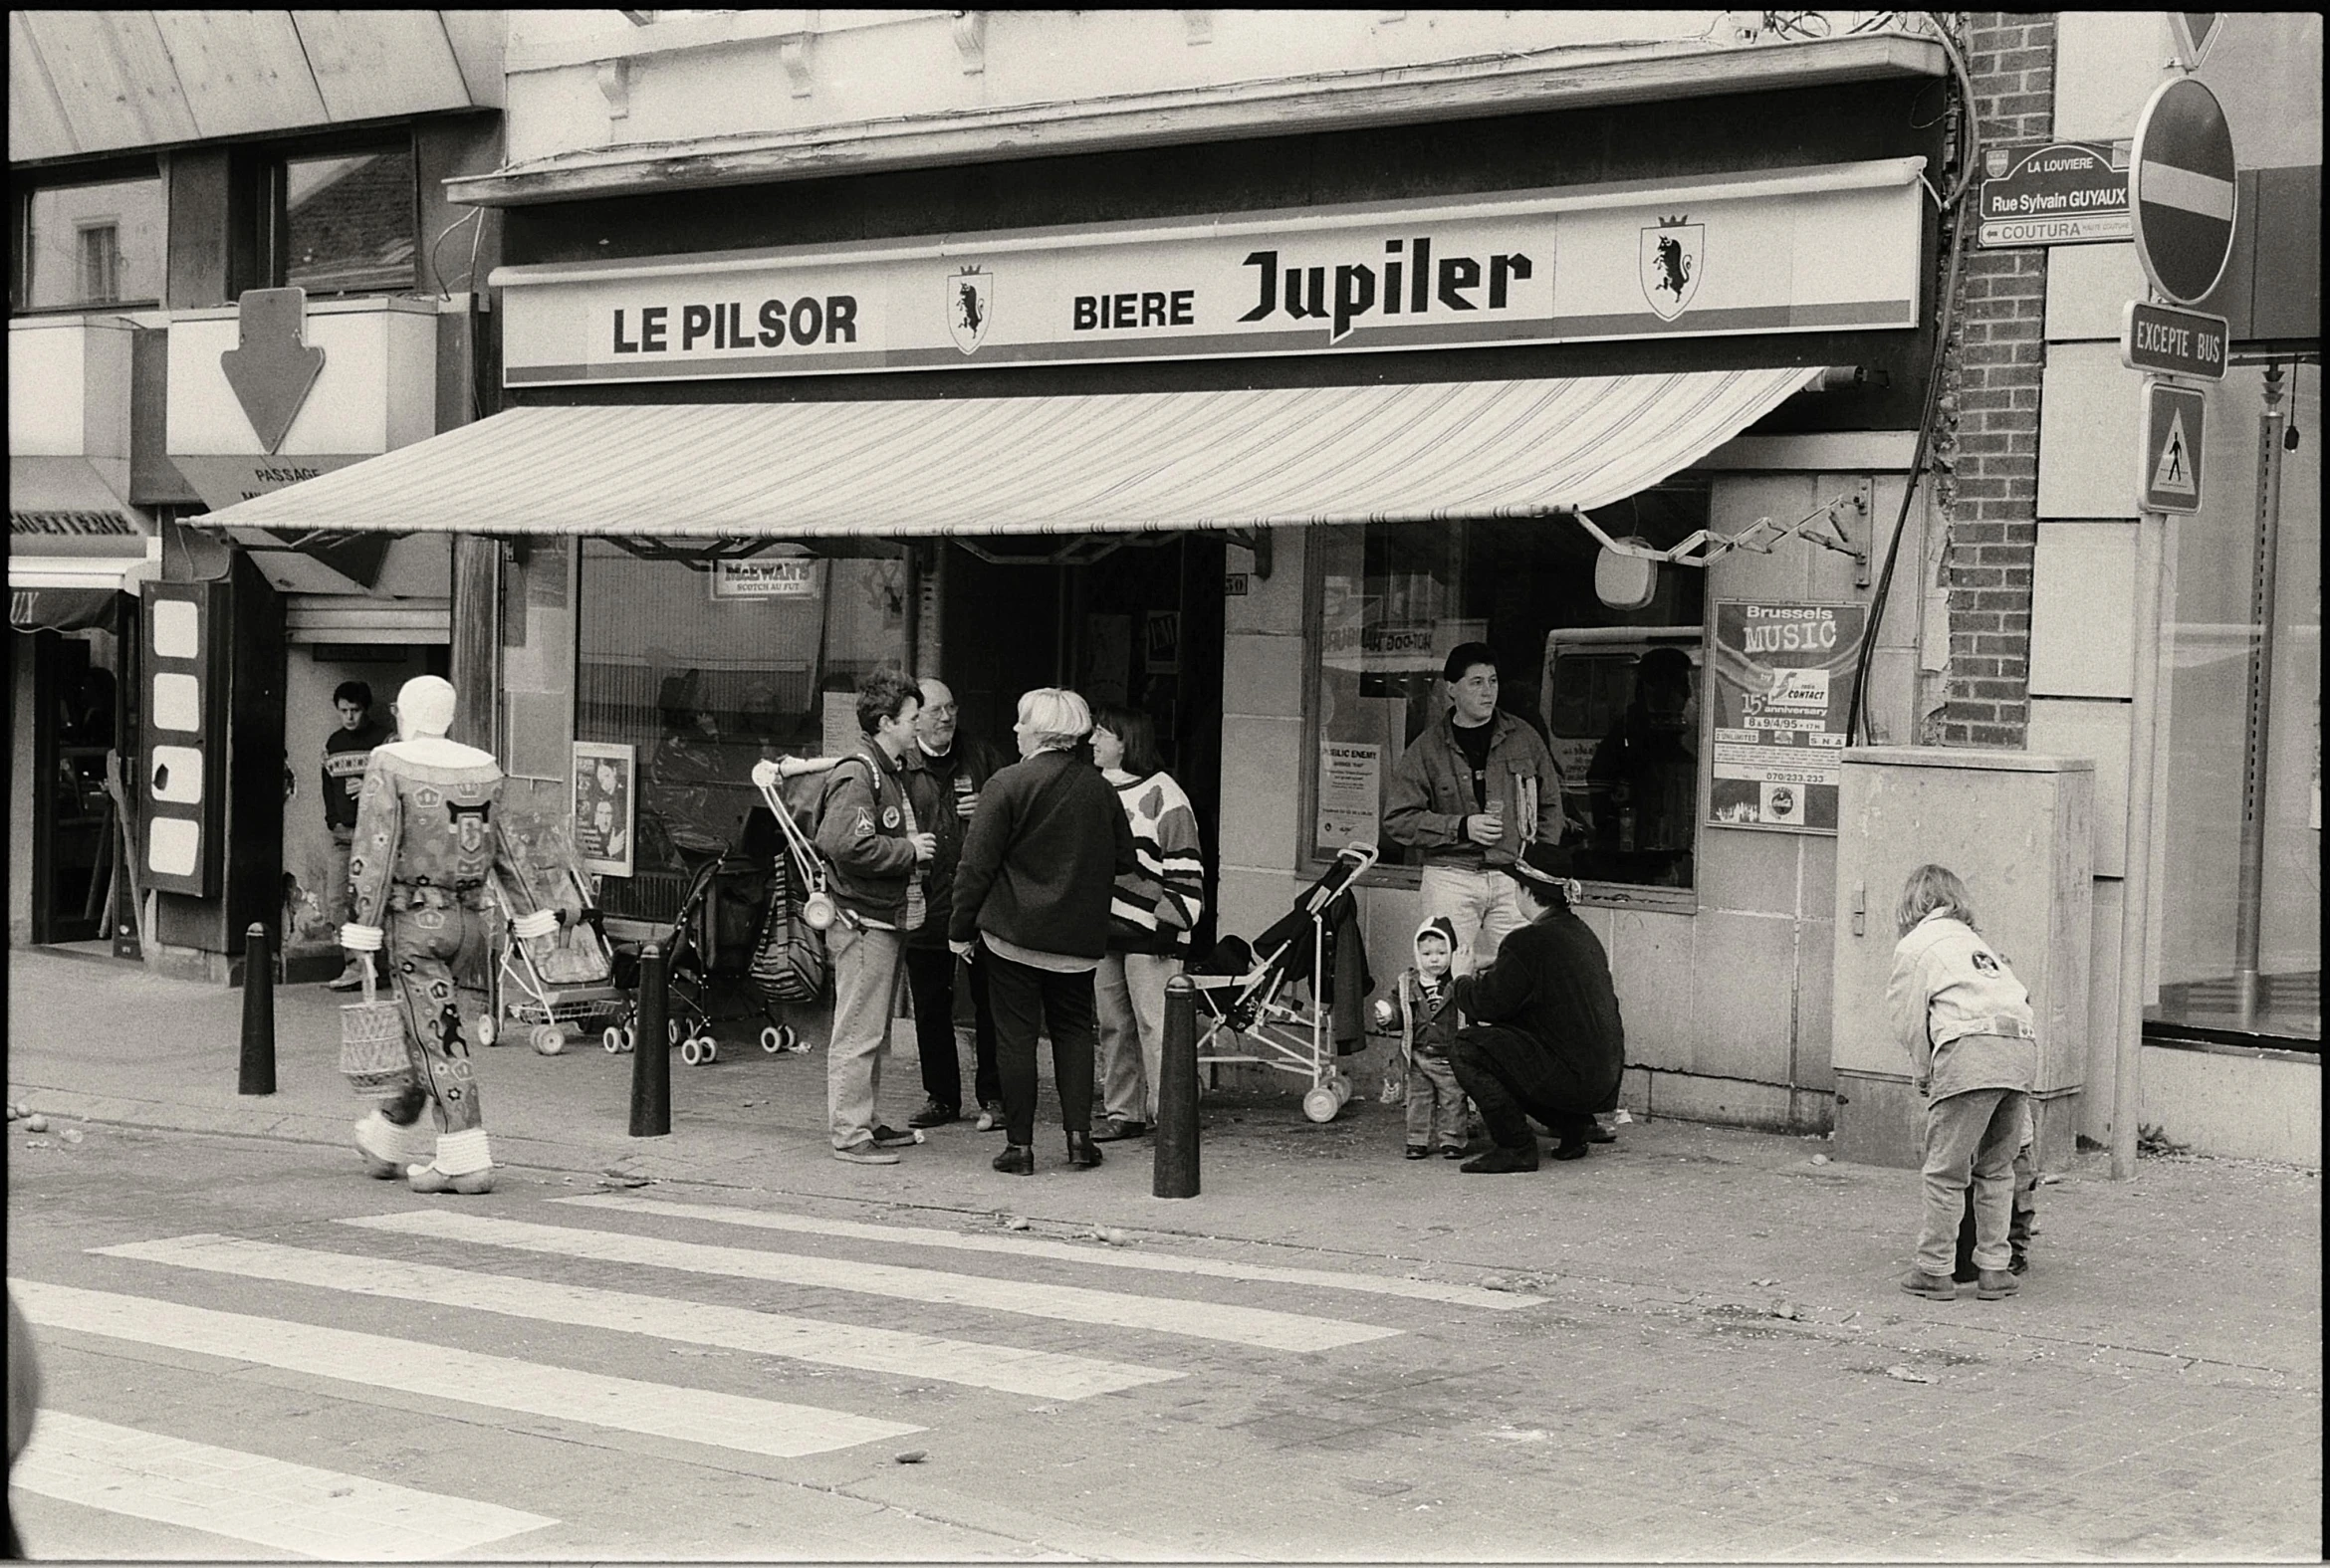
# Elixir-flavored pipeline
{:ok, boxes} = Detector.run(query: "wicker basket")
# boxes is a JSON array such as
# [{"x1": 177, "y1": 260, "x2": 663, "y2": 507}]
[{"x1": 340, "y1": 956, "x2": 410, "y2": 1097}]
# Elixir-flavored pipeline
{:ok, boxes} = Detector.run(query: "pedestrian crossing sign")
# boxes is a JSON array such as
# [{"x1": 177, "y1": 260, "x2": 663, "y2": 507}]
[{"x1": 2140, "y1": 379, "x2": 2208, "y2": 514}]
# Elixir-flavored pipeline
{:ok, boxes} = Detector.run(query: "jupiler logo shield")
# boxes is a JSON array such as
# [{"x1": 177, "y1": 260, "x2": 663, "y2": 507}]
[
  {"x1": 948, "y1": 267, "x2": 993, "y2": 355},
  {"x1": 1640, "y1": 216, "x2": 1704, "y2": 322}
]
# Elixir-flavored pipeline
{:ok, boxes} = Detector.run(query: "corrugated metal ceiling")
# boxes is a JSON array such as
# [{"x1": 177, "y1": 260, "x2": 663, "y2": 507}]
[{"x1": 9, "y1": 10, "x2": 500, "y2": 164}]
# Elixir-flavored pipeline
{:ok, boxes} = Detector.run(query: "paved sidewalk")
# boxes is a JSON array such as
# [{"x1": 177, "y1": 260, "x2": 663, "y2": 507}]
[
  {"x1": 8, "y1": 945, "x2": 2323, "y2": 1558},
  {"x1": 9, "y1": 948, "x2": 2318, "y2": 1363}
]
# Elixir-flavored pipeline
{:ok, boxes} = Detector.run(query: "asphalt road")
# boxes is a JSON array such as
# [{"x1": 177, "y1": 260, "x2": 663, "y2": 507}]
[{"x1": 7, "y1": 1115, "x2": 2320, "y2": 1562}]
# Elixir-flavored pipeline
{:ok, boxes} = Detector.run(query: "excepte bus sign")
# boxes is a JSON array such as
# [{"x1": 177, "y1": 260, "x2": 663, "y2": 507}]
[
  {"x1": 1707, "y1": 600, "x2": 1869, "y2": 834},
  {"x1": 1977, "y1": 140, "x2": 2132, "y2": 248}
]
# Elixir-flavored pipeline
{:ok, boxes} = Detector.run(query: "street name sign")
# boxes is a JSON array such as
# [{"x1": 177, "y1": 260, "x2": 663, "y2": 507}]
[
  {"x1": 2130, "y1": 77, "x2": 2238, "y2": 305},
  {"x1": 2139, "y1": 378, "x2": 2208, "y2": 514},
  {"x1": 1976, "y1": 140, "x2": 2131, "y2": 248},
  {"x1": 2122, "y1": 300, "x2": 2229, "y2": 380}
]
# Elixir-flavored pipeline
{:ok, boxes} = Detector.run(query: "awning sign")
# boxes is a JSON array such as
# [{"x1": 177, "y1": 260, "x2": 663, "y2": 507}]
[
  {"x1": 497, "y1": 161, "x2": 1925, "y2": 386},
  {"x1": 1977, "y1": 140, "x2": 2132, "y2": 248},
  {"x1": 1707, "y1": 600, "x2": 1868, "y2": 834},
  {"x1": 710, "y1": 558, "x2": 816, "y2": 599}
]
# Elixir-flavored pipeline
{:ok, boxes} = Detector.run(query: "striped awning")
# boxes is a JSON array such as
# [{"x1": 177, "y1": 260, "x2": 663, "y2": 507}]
[{"x1": 188, "y1": 366, "x2": 1822, "y2": 539}]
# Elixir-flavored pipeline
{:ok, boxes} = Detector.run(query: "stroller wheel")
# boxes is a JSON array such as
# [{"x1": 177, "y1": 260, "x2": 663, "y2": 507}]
[
  {"x1": 1330, "y1": 1074, "x2": 1354, "y2": 1107},
  {"x1": 701, "y1": 1036, "x2": 719, "y2": 1063},
  {"x1": 532, "y1": 1024, "x2": 566, "y2": 1056},
  {"x1": 668, "y1": 1017, "x2": 685, "y2": 1048},
  {"x1": 1302, "y1": 1084, "x2": 1341, "y2": 1124},
  {"x1": 622, "y1": 1024, "x2": 638, "y2": 1052},
  {"x1": 760, "y1": 1024, "x2": 790, "y2": 1054},
  {"x1": 477, "y1": 1015, "x2": 498, "y2": 1047},
  {"x1": 603, "y1": 1025, "x2": 624, "y2": 1054},
  {"x1": 679, "y1": 1037, "x2": 701, "y2": 1066}
]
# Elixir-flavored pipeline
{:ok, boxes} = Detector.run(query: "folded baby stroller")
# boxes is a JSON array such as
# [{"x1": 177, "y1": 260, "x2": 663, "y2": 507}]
[
  {"x1": 483, "y1": 814, "x2": 628, "y2": 1054},
  {"x1": 749, "y1": 754, "x2": 843, "y2": 1024},
  {"x1": 1188, "y1": 840, "x2": 1379, "y2": 1123}
]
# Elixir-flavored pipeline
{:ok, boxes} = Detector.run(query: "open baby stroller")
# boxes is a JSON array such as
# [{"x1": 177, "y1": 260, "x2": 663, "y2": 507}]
[
  {"x1": 482, "y1": 814, "x2": 629, "y2": 1054},
  {"x1": 1187, "y1": 840, "x2": 1379, "y2": 1122},
  {"x1": 602, "y1": 829, "x2": 805, "y2": 1067}
]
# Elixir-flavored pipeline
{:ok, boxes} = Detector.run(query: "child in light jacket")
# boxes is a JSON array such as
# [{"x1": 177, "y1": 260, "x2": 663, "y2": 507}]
[
  {"x1": 1885, "y1": 864, "x2": 2038, "y2": 1302},
  {"x1": 1374, "y1": 916, "x2": 1470, "y2": 1160}
]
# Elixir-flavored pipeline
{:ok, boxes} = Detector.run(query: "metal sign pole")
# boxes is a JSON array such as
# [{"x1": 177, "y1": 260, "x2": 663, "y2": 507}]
[{"x1": 2110, "y1": 502, "x2": 2169, "y2": 1181}]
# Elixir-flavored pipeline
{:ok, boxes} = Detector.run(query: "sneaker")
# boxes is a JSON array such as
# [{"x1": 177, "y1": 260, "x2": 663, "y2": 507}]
[
  {"x1": 869, "y1": 1124, "x2": 920, "y2": 1148},
  {"x1": 833, "y1": 1143, "x2": 901, "y2": 1166},
  {"x1": 906, "y1": 1100, "x2": 959, "y2": 1130},
  {"x1": 1898, "y1": 1268, "x2": 1958, "y2": 1301},
  {"x1": 327, "y1": 966, "x2": 365, "y2": 993},
  {"x1": 1439, "y1": 1145, "x2": 1467, "y2": 1160},
  {"x1": 1089, "y1": 1118, "x2": 1148, "y2": 1143},
  {"x1": 1404, "y1": 1146, "x2": 1431, "y2": 1161},
  {"x1": 974, "y1": 1104, "x2": 1004, "y2": 1132},
  {"x1": 1975, "y1": 1267, "x2": 2021, "y2": 1300},
  {"x1": 408, "y1": 1164, "x2": 495, "y2": 1195},
  {"x1": 1588, "y1": 1122, "x2": 1618, "y2": 1144}
]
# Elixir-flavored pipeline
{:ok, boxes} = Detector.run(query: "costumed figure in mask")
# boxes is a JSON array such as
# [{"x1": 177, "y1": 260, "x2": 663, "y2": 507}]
[{"x1": 341, "y1": 676, "x2": 522, "y2": 1195}]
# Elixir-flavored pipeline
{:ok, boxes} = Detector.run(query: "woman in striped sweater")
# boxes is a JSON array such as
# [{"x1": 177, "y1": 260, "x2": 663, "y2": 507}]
[{"x1": 1088, "y1": 704, "x2": 1207, "y2": 1141}]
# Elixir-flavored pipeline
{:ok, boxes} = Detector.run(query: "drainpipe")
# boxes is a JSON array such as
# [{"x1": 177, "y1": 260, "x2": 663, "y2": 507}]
[
  {"x1": 2229, "y1": 361, "x2": 2289, "y2": 1027},
  {"x1": 2111, "y1": 502, "x2": 2170, "y2": 1182}
]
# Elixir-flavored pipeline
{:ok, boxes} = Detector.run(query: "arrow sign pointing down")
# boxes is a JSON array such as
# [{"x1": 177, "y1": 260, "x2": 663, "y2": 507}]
[{"x1": 220, "y1": 288, "x2": 327, "y2": 455}]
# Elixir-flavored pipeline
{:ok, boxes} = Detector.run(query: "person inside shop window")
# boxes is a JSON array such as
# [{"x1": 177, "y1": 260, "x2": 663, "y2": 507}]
[
  {"x1": 322, "y1": 680, "x2": 392, "y2": 992},
  {"x1": 1585, "y1": 646, "x2": 1698, "y2": 888},
  {"x1": 1381, "y1": 642, "x2": 1567, "y2": 975}
]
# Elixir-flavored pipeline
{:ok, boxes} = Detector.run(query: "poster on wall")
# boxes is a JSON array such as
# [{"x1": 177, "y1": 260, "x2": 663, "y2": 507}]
[
  {"x1": 572, "y1": 742, "x2": 637, "y2": 877},
  {"x1": 1144, "y1": 610, "x2": 1181, "y2": 675},
  {"x1": 1707, "y1": 601, "x2": 1867, "y2": 834},
  {"x1": 1317, "y1": 742, "x2": 1382, "y2": 848}
]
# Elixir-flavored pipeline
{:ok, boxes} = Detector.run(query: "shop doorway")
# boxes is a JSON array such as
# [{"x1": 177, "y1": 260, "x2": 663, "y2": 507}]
[
  {"x1": 25, "y1": 624, "x2": 124, "y2": 946},
  {"x1": 939, "y1": 534, "x2": 1226, "y2": 956}
]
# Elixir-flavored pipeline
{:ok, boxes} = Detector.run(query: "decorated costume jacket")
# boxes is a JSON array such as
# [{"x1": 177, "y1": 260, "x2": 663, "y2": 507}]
[{"x1": 347, "y1": 740, "x2": 516, "y2": 924}]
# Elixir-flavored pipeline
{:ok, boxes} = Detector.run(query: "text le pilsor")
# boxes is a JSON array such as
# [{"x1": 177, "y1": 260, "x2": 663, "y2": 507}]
[{"x1": 612, "y1": 297, "x2": 858, "y2": 353}]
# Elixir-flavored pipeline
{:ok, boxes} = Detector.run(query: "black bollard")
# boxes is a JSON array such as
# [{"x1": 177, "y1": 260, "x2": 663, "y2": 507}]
[
  {"x1": 629, "y1": 942, "x2": 670, "y2": 1136},
  {"x1": 1153, "y1": 974, "x2": 1199, "y2": 1198},
  {"x1": 237, "y1": 922, "x2": 276, "y2": 1096}
]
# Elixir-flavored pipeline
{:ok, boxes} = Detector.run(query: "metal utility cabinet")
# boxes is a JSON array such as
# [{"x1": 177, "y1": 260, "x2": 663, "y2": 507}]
[{"x1": 1829, "y1": 748, "x2": 2094, "y2": 1171}]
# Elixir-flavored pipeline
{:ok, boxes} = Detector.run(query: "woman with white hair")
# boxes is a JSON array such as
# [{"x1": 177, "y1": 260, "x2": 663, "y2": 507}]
[{"x1": 949, "y1": 688, "x2": 1138, "y2": 1176}]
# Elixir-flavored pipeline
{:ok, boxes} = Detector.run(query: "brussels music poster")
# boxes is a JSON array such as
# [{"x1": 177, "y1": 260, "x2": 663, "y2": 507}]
[{"x1": 1707, "y1": 601, "x2": 1867, "y2": 834}]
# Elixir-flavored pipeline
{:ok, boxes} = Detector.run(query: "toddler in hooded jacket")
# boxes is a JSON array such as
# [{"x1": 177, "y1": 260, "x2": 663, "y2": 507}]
[{"x1": 1374, "y1": 916, "x2": 1470, "y2": 1160}]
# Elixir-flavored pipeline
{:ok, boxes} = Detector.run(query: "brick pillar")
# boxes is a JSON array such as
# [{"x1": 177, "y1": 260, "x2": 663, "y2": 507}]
[{"x1": 1932, "y1": 13, "x2": 2055, "y2": 749}]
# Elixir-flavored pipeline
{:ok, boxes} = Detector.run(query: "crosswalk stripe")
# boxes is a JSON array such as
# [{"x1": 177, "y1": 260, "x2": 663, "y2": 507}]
[
  {"x1": 11, "y1": 1278, "x2": 919, "y2": 1459},
  {"x1": 559, "y1": 1192, "x2": 1547, "y2": 1309},
  {"x1": 344, "y1": 1211, "x2": 1399, "y2": 1352},
  {"x1": 13, "y1": 1411, "x2": 556, "y2": 1561},
  {"x1": 94, "y1": 1233, "x2": 1179, "y2": 1401}
]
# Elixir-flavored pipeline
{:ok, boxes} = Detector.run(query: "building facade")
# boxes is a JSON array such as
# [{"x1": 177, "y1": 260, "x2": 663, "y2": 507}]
[
  {"x1": 9, "y1": 10, "x2": 506, "y2": 978},
  {"x1": 73, "y1": 10, "x2": 2322, "y2": 1164}
]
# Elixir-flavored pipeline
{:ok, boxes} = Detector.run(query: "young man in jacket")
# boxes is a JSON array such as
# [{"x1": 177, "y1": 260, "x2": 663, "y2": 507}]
[
  {"x1": 898, "y1": 676, "x2": 1008, "y2": 1130},
  {"x1": 1446, "y1": 841, "x2": 1626, "y2": 1173},
  {"x1": 816, "y1": 670, "x2": 938, "y2": 1166},
  {"x1": 1381, "y1": 642, "x2": 1568, "y2": 976}
]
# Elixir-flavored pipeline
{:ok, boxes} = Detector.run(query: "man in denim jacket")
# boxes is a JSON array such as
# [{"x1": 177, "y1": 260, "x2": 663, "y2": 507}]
[{"x1": 1382, "y1": 642, "x2": 1568, "y2": 975}]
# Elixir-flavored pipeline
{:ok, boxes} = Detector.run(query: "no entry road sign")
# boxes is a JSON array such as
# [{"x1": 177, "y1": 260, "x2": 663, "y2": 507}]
[
  {"x1": 2130, "y1": 77, "x2": 2237, "y2": 306},
  {"x1": 2139, "y1": 378, "x2": 2208, "y2": 514},
  {"x1": 2122, "y1": 300, "x2": 2229, "y2": 380}
]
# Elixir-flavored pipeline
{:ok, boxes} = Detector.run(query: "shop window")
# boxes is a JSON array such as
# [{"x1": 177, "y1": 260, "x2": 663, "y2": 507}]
[
  {"x1": 574, "y1": 542, "x2": 912, "y2": 924},
  {"x1": 14, "y1": 165, "x2": 164, "y2": 312},
  {"x1": 2152, "y1": 361, "x2": 2320, "y2": 1048},
  {"x1": 1307, "y1": 489, "x2": 1711, "y2": 901}
]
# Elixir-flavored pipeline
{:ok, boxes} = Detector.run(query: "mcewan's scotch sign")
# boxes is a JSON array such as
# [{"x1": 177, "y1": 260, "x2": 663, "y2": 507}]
[{"x1": 495, "y1": 159, "x2": 1926, "y2": 386}]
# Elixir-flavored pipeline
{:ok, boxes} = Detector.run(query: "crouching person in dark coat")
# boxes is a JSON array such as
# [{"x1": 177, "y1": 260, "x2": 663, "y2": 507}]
[{"x1": 1448, "y1": 841, "x2": 1625, "y2": 1173}]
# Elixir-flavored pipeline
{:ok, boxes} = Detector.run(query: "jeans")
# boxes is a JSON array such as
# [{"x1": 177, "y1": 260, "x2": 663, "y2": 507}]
[
  {"x1": 901, "y1": 943, "x2": 998, "y2": 1112},
  {"x1": 1094, "y1": 951, "x2": 1183, "y2": 1125},
  {"x1": 1916, "y1": 1085, "x2": 2028, "y2": 1275},
  {"x1": 1418, "y1": 863, "x2": 1531, "y2": 975},
  {"x1": 984, "y1": 950, "x2": 1098, "y2": 1147},
  {"x1": 827, "y1": 920, "x2": 903, "y2": 1151},
  {"x1": 1404, "y1": 1050, "x2": 1467, "y2": 1149}
]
